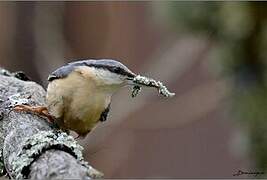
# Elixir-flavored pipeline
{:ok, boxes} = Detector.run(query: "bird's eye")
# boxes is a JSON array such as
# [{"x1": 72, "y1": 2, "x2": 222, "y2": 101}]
[{"x1": 113, "y1": 67, "x2": 121, "y2": 74}]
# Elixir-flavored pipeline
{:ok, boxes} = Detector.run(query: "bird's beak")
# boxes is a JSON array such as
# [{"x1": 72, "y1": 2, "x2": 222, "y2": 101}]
[{"x1": 126, "y1": 74, "x2": 136, "y2": 85}]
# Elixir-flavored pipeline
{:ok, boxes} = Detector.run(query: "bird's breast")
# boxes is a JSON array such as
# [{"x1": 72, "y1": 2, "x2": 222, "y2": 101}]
[{"x1": 46, "y1": 71, "x2": 111, "y2": 135}]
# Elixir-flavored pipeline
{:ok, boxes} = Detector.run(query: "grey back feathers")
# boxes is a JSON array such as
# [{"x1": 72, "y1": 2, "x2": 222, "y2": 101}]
[{"x1": 48, "y1": 59, "x2": 136, "y2": 82}]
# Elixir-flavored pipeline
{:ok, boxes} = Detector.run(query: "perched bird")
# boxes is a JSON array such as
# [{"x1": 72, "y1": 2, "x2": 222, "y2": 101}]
[
  {"x1": 46, "y1": 59, "x2": 136, "y2": 137},
  {"x1": 15, "y1": 59, "x2": 136, "y2": 137}
]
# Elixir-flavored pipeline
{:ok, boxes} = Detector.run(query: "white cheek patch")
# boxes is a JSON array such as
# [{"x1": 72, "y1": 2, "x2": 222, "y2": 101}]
[{"x1": 90, "y1": 67, "x2": 123, "y2": 85}]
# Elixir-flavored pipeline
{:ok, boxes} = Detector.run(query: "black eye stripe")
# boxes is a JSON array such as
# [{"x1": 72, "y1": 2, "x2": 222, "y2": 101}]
[
  {"x1": 88, "y1": 64, "x2": 134, "y2": 77},
  {"x1": 113, "y1": 67, "x2": 122, "y2": 73}
]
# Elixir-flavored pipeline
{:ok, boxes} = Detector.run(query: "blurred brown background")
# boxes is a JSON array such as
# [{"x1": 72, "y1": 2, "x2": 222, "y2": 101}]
[{"x1": 2, "y1": 1, "x2": 267, "y2": 178}]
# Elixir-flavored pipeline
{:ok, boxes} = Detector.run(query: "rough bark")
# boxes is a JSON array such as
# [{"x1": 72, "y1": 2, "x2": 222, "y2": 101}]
[{"x1": 0, "y1": 69, "x2": 103, "y2": 179}]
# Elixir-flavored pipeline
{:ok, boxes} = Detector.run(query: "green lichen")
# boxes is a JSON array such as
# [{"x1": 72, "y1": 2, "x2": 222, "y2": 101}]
[
  {"x1": 131, "y1": 75, "x2": 175, "y2": 98},
  {"x1": 7, "y1": 93, "x2": 30, "y2": 108},
  {"x1": 131, "y1": 86, "x2": 141, "y2": 98},
  {"x1": 11, "y1": 130, "x2": 102, "y2": 179}
]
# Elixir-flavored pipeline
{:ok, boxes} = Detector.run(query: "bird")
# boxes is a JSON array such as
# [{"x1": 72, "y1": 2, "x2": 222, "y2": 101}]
[{"x1": 14, "y1": 59, "x2": 137, "y2": 138}]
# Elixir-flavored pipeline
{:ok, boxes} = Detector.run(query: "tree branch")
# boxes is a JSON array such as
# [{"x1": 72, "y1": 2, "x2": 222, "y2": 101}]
[{"x1": 0, "y1": 69, "x2": 103, "y2": 179}]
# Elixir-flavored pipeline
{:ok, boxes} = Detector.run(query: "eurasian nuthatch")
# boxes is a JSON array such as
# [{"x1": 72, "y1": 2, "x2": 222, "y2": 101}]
[{"x1": 46, "y1": 59, "x2": 136, "y2": 137}]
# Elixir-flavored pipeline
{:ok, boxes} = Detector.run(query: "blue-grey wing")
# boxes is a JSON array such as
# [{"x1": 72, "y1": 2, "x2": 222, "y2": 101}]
[{"x1": 47, "y1": 64, "x2": 76, "y2": 81}]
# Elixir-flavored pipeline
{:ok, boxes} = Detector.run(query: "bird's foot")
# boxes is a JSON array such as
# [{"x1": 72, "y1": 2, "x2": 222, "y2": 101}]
[{"x1": 13, "y1": 104, "x2": 55, "y2": 123}]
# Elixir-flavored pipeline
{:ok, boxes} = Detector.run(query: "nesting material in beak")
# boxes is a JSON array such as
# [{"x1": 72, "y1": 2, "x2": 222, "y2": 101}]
[
  {"x1": 130, "y1": 74, "x2": 175, "y2": 98},
  {"x1": 125, "y1": 75, "x2": 136, "y2": 86}
]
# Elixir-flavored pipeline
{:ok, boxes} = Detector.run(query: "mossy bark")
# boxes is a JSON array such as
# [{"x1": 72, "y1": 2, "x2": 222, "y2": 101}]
[{"x1": 0, "y1": 70, "x2": 102, "y2": 179}]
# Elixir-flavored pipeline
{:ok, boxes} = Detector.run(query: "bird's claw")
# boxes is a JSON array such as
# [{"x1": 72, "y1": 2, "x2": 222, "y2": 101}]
[{"x1": 13, "y1": 104, "x2": 55, "y2": 124}]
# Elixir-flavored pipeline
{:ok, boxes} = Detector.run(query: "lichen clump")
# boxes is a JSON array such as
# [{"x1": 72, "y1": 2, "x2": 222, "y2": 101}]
[
  {"x1": 8, "y1": 93, "x2": 30, "y2": 108},
  {"x1": 12, "y1": 130, "x2": 103, "y2": 179},
  {"x1": 131, "y1": 75, "x2": 175, "y2": 98}
]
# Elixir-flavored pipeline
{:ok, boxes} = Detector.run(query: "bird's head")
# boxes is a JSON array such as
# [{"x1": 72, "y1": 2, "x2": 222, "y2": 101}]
[
  {"x1": 48, "y1": 59, "x2": 137, "y2": 93},
  {"x1": 71, "y1": 59, "x2": 137, "y2": 92},
  {"x1": 87, "y1": 59, "x2": 136, "y2": 84}
]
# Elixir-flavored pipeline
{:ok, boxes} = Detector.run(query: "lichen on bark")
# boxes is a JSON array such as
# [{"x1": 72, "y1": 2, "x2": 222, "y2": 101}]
[{"x1": 0, "y1": 70, "x2": 103, "y2": 179}]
